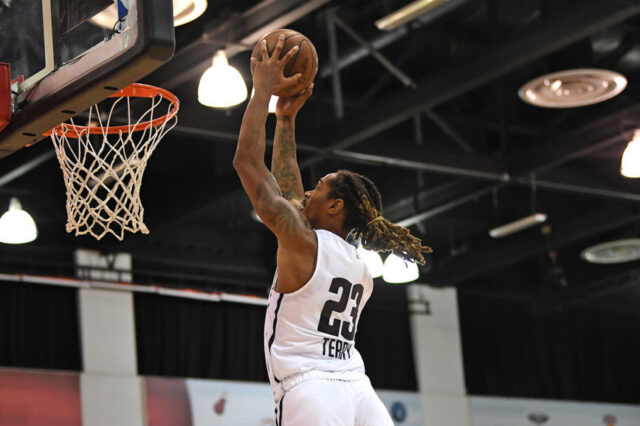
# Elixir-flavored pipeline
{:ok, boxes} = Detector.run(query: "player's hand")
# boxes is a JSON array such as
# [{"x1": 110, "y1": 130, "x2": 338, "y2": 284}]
[
  {"x1": 276, "y1": 83, "x2": 314, "y2": 119},
  {"x1": 251, "y1": 34, "x2": 301, "y2": 97}
]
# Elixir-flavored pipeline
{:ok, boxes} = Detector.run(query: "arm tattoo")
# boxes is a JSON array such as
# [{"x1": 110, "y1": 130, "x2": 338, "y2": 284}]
[
  {"x1": 254, "y1": 181, "x2": 299, "y2": 236},
  {"x1": 272, "y1": 123, "x2": 304, "y2": 201}
]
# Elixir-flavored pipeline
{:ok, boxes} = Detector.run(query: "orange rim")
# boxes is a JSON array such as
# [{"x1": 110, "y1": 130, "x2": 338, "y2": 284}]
[{"x1": 44, "y1": 83, "x2": 180, "y2": 138}]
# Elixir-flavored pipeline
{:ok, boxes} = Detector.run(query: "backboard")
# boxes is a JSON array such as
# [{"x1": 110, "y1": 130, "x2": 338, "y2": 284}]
[{"x1": 0, "y1": 0, "x2": 175, "y2": 157}]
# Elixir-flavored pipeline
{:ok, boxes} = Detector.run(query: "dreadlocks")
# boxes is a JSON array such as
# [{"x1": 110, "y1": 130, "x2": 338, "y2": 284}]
[{"x1": 328, "y1": 170, "x2": 432, "y2": 265}]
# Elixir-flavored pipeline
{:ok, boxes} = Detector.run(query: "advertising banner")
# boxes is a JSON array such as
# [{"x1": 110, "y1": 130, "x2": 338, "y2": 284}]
[
  {"x1": 146, "y1": 376, "x2": 421, "y2": 425},
  {"x1": 471, "y1": 396, "x2": 640, "y2": 426}
]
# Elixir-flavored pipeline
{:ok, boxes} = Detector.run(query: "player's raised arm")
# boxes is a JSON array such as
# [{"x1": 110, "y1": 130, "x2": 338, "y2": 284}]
[
  {"x1": 271, "y1": 85, "x2": 313, "y2": 203},
  {"x1": 233, "y1": 35, "x2": 308, "y2": 241}
]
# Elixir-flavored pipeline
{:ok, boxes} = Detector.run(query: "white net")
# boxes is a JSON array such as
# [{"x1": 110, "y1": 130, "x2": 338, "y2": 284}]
[{"x1": 49, "y1": 84, "x2": 179, "y2": 240}]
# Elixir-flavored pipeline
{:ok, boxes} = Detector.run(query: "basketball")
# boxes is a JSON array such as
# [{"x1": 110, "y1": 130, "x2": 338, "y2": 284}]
[{"x1": 251, "y1": 29, "x2": 318, "y2": 98}]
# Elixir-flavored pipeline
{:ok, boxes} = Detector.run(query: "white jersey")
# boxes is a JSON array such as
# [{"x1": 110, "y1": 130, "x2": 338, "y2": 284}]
[{"x1": 264, "y1": 229, "x2": 374, "y2": 389}]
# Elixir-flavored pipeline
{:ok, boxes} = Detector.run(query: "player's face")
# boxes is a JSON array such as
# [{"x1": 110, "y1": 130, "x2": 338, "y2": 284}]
[{"x1": 302, "y1": 173, "x2": 336, "y2": 226}]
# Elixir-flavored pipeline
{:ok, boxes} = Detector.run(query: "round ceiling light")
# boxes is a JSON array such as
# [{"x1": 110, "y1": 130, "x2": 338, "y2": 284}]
[
  {"x1": 581, "y1": 238, "x2": 640, "y2": 264},
  {"x1": 518, "y1": 68, "x2": 627, "y2": 108},
  {"x1": 91, "y1": 0, "x2": 207, "y2": 28},
  {"x1": 173, "y1": 0, "x2": 208, "y2": 26}
]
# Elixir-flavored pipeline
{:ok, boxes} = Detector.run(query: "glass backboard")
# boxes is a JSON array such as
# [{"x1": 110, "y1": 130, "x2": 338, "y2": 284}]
[{"x1": 0, "y1": 0, "x2": 175, "y2": 157}]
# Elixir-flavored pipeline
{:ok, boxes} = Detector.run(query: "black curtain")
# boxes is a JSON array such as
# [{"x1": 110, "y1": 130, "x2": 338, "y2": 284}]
[
  {"x1": 0, "y1": 281, "x2": 81, "y2": 370},
  {"x1": 134, "y1": 283, "x2": 417, "y2": 390},
  {"x1": 135, "y1": 293, "x2": 268, "y2": 381},
  {"x1": 458, "y1": 290, "x2": 640, "y2": 403},
  {"x1": 357, "y1": 281, "x2": 417, "y2": 390}
]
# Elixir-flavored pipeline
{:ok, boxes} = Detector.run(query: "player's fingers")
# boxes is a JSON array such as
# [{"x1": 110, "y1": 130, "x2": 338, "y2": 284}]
[
  {"x1": 260, "y1": 40, "x2": 269, "y2": 61},
  {"x1": 303, "y1": 88, "x2": 313, "y2": 100},
  {"x1": 273, "y1": 34, "x2": 286, "y2": 59},
  {"x1": 282, "y1": 73, "x2": 302, "y2": 87},
  {"x1": 301, "y1": 83, "x2": 314, "y2": 96},
  {"x1": 282, "y1": 45, "x2": 299, "y2": 65},
  {"x1": 298, "y1": 88, "x2": 313, "y2": 102}
]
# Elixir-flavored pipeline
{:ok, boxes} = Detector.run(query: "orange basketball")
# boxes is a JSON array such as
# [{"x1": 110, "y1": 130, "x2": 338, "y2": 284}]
[{"x1": 251, "y1": 29, "x2": 318, "y2": 97}]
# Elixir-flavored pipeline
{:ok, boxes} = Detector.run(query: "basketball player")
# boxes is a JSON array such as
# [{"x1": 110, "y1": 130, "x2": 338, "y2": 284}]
[{"x1": 234, "y1": 35, "x2": 431, "y2": 425}]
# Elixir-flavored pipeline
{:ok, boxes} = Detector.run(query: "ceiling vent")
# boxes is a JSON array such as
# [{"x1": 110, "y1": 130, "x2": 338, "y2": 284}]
[
  {"x1": 581, "y1": 238, "x2": 640, "y2": 264},
  {"x1": 519, "y1": 68, "x2": 627, "y2": 108}
]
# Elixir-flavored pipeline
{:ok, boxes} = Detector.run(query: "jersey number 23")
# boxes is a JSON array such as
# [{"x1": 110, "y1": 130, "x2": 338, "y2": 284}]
[{"x1": 317, "y1": 277, "x2": 364, "y2": 341}]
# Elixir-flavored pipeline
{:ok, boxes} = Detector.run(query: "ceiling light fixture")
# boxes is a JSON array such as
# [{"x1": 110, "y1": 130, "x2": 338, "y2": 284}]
[
  {"x1": 357, "y1": 246, "x2": 384, "y2": 278},
  {"x1": 198, "y1": 50, "x2": 248, "y2": 108},
  {"x1": 518, "y1": 69, "x2": 627, "y2": 108},
  {"x1": 172, "y1": 0, "x2": 208, "y2": 26},
  {"x1": 382, "y1": 254, "x2": 419, "y2": 283},
  {"x1": 0, "y1": 197, "x2": 38, "y2": 244},
  {"x1": 621, "y1": 129, "x2": 640, "y2": 178},
  {"x1": 581, "y1": 239, "x2": 640, "y2": 264},
  {"x1": 375, "y1": 0, "x2": 467, "y2": 31},
  {"x1": 489, "y1": 213, "x2": 547, "y2": 238},
  {"x1": 91, "y1": 0, "x2": 207, "y2": 28}
]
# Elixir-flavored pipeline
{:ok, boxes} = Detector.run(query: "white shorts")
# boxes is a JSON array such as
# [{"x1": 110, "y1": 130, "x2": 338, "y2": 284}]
[{"x1": 274, "y1": 377, "x2": 394, "y2": 426}]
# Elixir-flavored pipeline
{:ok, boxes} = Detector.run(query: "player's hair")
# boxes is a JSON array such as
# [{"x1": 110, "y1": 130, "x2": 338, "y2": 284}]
[{"x1": 328, "y1": 170, "x2": 432, "y2": 265}]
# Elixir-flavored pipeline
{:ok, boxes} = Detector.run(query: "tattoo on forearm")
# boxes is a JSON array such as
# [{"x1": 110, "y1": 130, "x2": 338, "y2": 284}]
[
  {"x1": 255, "y1": 181, "x2": 298, "y2": 235},
  {"x1": 273, "y1": 124, "x2": 302, "y2": 200}
]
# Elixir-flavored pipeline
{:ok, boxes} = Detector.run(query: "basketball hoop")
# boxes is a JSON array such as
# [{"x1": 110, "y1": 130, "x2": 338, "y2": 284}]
[{"x1": 47, "y1": 83, "x2": 179, "y2": 240}]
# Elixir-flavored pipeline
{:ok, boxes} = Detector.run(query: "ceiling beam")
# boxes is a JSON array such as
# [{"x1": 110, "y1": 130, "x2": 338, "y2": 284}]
[
  {"x1": 329, "y1": 143, "x2": 506, "y2": 180},
  {"x1": 393, "y1": 168, "x2": 640, "y2": 229},
  {"x1": 515, "y1": 169, "x2": 640, "y2": 202}
]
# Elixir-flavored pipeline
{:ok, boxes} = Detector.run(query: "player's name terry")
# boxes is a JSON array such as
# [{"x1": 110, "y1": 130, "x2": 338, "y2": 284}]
[{"x1": 322, "y1": 337, "x2": 352, "y2": 360}]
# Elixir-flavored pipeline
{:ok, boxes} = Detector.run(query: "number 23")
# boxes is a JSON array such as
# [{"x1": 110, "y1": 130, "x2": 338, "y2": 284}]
[{"x1": 317, "y1": 278, "x2": 364, "y2": 341}]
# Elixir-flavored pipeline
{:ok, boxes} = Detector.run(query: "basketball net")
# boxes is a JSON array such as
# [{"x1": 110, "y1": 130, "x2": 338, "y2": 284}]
[{"x1": 48, "y1": 84, "x2": 179, "y2": 240}]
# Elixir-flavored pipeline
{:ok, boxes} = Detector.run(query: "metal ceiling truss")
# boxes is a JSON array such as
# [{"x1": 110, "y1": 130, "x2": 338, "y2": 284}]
[
  {"x1": 139, "y1": 0, "x2": 640, "y2": 235},
  {"x1": 139, "y1": 0, "x2": 640, "y2": 243},
  {"x1": 298, "y1": 0, "x2": 640, "y2": 168}
]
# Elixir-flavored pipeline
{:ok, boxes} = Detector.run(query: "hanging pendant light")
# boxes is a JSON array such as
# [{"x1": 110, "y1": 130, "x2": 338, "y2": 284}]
[
  {"x1": 357, "y1": 246, "x2": 384, "y2": 278},
  {"x1": 382, "y1": 253, "x2": 419, "y2": 283},
  {"x1": 621, "y1": 129, "x2": 640, "y2": 178},
  {"x1": 198, "y1": 50, "x2": 248, "y2": 108},
  {"x1": 0, "y1": 197, "x2": 38, "y2": 244}
]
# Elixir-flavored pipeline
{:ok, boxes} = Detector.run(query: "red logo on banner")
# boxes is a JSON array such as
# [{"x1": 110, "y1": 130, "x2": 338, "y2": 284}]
[{"x1": 213, "y1": 392, "x2": 227, "y2": 415}]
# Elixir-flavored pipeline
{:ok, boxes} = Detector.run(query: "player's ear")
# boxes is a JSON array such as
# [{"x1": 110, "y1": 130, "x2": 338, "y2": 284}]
[{"x1": 328, "y1": 198, "x2": 344, "y2": 215}]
